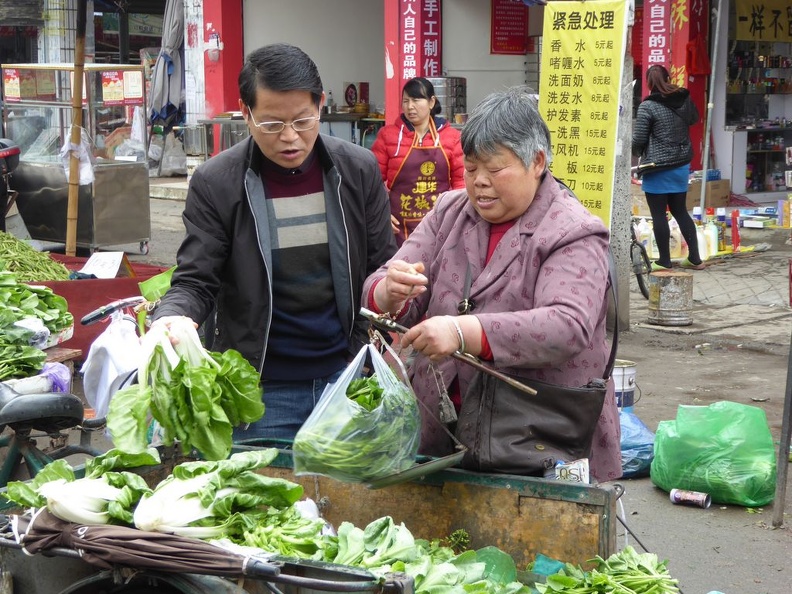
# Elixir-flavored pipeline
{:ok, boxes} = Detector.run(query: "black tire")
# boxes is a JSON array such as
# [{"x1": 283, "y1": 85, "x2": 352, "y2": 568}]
[{"x1": 630, "y1": 238, "x2": 652, "y2": 299}]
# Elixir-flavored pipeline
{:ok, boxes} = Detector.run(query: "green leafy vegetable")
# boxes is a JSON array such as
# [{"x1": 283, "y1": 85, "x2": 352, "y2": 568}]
[
  {"x1": 331, "y1": 516, "x2": 531, "y2": 594},
  {"x1": 535, "y1": 546, "x2": 679, "y2": 594},
  {"x1": 133, "y1": 449, "x2": 303, "y2": 539},
  {"x1": 240, "y1": 505, "x2": 332, "y2": 560},
  {"x1": 2, "y1": 448, "x2": 161, "y2": 525},
  {"x1": 107, "y1": 318, "x2": 265, "y2": 459},
  {"x1": 292, "y1": 371, "x2": 420, "y2": 482}
]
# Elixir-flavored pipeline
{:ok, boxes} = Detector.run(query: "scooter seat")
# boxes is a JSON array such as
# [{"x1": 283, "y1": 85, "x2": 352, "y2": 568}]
[{"x1": 0, "y1": 383, "x2": 84, "y2": 433}]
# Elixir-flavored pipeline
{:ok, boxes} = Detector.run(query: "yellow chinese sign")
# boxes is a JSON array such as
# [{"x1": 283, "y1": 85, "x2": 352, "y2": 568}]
[
  {"x1": 736, "y1": 0, "x2": 792, "y2": 42},
  {"x1": 539, "y1": 0, "x2": 628, "y2": 229}
]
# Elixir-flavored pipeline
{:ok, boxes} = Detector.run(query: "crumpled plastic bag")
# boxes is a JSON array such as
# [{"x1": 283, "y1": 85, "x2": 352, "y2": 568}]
[
  {"x1": 650, "y1": 401, "x2": 776, "y2": 507},
  {"x1": 80, "y1": 311, "x2": 142, "y2": 419},
  {"x1": 620, "y1": 410, "x2": 655, "y2": 478},
  {"x1": 40, "y1": 362, "x2": 72, "y2": 393},
  {"x1": 59, "y1": 126, "x2": 95, "y2": 185}
]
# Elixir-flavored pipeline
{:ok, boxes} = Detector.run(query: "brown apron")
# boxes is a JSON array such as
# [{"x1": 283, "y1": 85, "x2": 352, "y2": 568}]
[{"x1": 389, "y1": 118, "x2": 452, "y2": 245}]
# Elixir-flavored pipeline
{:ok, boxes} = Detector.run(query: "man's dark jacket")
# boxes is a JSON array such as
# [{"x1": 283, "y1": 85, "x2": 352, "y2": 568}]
[
  {"x1": 632, "y1": 88, "x2": 699, "y2": 174},
  {"x1": 155, "y1": 134, "x2": 397, "y2": 373}
]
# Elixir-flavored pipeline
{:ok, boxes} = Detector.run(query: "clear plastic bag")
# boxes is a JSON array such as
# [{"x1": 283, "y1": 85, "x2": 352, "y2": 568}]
[
  {"x1": 650, "y1": 401, "x2": 776, "y2": 507},
  {"x1": 292, "y1": 343, "x2": 420, "y2": 483}
]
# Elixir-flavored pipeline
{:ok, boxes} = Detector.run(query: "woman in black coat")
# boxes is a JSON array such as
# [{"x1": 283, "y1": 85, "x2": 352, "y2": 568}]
[{"x1": 632, "y1": 65, "x2": 705, "y2": 270}]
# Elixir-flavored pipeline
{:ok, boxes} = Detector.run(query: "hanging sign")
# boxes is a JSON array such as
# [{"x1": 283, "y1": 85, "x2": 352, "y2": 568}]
[
  {"x1": 539, "y1": 0, "x2": 629, "y2": 229},
  {"x1": 100, "y1": 70, "x2": 144, "y2": 106},
  {"x1": 399, "y1": 0, "x2": 443, "y2": 81},
  {"x1": 491, "y1": 0, "x2": 529, "y2": 55},
  {"x1": 735, "y1": 0, "x2": 792, "y2": 42},
  {"x1": 2, "y1": 69, "x2": 21, "y2": 102},
  {"x1": 34, "y1": 70, "x2": 56, "y2": 101},
  {"x1": 642, "y1": 0, "x2": 671, "y2": 71}
]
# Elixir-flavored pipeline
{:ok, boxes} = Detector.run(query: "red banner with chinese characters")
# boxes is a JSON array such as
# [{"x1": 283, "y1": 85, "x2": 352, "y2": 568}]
[
  {"x1": 399, "y1": 0, "x2": 443, "y2": 81},
  {"x1": 491, "y1": 0, "x2": 528, "y2": 55},
  {"x1": 641, "y1": 0, "x2": 671, "y2": 72}
]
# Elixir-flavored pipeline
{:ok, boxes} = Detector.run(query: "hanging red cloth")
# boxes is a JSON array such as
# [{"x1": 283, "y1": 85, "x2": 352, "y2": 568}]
[{"x1": 687, "y1": 35, "x2": 711, "y2": 75}]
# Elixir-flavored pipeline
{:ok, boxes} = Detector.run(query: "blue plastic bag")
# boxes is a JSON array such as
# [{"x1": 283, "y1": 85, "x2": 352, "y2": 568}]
[{"x1": 620, "y1": 410, "x2": 655, "y2": 478}]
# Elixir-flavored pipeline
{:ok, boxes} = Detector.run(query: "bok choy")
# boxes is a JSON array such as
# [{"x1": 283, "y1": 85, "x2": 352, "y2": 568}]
[
  {"x1": 2, "y1": 448, "x2": 161, "y2": 525},
  {"x1": 107, "y1": 317, "x2": 265, "y2": 460},
  {"x1": 133, "y1": 449, "x2": 303, "y2": 539}
]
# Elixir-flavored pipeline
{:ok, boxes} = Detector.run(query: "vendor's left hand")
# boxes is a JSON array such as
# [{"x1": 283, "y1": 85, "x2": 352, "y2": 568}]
[{"x1": 402, "y1": 315, "x2": 465, "y2": 362}]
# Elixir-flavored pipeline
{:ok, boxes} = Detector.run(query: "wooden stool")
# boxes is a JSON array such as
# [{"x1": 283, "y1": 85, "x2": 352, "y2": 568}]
[{"x1": 647, "y1": 270, "x2": 693, "y2": 326}]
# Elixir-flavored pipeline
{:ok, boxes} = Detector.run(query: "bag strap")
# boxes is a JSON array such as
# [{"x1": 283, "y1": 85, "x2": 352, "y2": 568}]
[{"x1": 603, "y1": 249, "x2": 618, "y2": 380}]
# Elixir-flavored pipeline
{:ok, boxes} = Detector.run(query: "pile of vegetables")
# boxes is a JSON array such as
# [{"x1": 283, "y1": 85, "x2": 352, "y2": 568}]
[
  {"x1": 2, "y1": 450, "x2": 681, "y2": 594},
  {"x1": 535, "y1": 547, "x2": 679, "y2": 594},
  {"x1": 4, "y1": 448, "x2": 160, "y2": 525},
  {"x1": 133, "y1": 449, "x2": 303, "y2": 539},
  {"x1": 0, "y1": 270, "x2": 74, "y2": 379},
  {"x1": 106, "y1": 317, "x2": 265, "y2": 460},
  {"x1": 292, "y1": 370, "x2": 420, "y2": 482},
  {"x1": 0, "y1": 232, "x2": 70, "y2": 282}
]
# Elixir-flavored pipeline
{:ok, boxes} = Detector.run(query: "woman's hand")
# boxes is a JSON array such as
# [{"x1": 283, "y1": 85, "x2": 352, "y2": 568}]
[
  {"x1": 373, "y1": 260, "x2": 428, "y2": 315},
  {"x1": 403, "y1": 315, "x2": 482, "y2": 362},
  {"x1": 390, "y1": 214, "x2": 400, "y2": 235}
]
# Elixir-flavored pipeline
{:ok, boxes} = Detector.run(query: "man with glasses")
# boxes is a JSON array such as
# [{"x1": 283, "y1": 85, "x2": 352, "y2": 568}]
[{"x1": 153, "y1": 43, "x2": 397, "y2": 442}]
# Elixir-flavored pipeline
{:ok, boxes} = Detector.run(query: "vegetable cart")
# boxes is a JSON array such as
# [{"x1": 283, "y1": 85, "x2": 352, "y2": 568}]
[{"x1": 0, "y1": 445, "x2": 617, "y2": 593}]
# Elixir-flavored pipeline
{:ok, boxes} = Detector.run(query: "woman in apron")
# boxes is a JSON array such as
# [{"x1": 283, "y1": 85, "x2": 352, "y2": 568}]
[{"x1": 371, "y1": 77, "x2": 465, "y2": 245}]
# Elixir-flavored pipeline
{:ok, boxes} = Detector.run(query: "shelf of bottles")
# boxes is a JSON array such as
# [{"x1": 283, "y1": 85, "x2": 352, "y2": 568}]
[
  {"x1": 745, "y1": 128, "x2": 791, "y2": 193},
  {"x1": 726, "y1": 40, "x2": 792, "y2": 128},
  {"x1": 727, "y1": 41, "x2": 792, "y2": 94}
]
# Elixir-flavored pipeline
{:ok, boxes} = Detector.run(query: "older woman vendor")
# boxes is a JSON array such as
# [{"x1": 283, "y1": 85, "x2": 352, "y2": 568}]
[{"x1": 362, "y1": 86, "x2": 621, "y2": 482}]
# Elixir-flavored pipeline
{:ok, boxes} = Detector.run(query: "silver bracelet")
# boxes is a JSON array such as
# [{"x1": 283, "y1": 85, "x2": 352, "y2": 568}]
[{"x1": 449, "y1": 316, "x2": 466, "y2": 353}]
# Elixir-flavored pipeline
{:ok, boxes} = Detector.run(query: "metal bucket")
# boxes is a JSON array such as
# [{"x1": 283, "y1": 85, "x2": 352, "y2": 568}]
[
  {"x1": 647, "y1": 270, "x2": 693, "y2": 326},
  {"x1": 426, "y1": 77, "x2": 467, "y2": 122},
  {"x1": 612, "y1": 359, "x2": 637, "y2": 412}
]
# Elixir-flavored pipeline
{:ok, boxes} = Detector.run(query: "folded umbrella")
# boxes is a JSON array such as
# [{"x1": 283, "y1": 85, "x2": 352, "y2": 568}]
[{"x1": 11, "y1": 508, "x2": 279, "y2": 579}]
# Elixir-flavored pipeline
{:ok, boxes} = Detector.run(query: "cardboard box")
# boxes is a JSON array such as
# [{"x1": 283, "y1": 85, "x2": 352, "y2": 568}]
[{"x1": 686, "y1": 179, "x2": 731, "y2": 210}]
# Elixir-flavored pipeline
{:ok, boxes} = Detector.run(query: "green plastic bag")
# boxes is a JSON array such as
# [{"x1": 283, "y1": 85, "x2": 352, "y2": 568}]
[{"x1": 650, "y1": 401, "x2": 776, "y2": 507}]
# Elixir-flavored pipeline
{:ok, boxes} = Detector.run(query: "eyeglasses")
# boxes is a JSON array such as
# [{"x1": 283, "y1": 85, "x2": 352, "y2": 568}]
[{"x1": 247, "y1": 108, "x2": 320, "y2": 134}]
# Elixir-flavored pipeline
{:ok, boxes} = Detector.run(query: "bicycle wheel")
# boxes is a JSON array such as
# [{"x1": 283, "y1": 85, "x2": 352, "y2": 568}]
[{"x1": 630, "y1": 237, "x2": 652, "y2": 299}]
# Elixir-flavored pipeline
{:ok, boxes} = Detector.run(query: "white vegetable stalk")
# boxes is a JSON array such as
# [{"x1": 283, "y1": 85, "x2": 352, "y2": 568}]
[
  {"x1": 37, "y1": 478, "x2": 124, "y2": 525},
  {"x1": 133, "y1": 473, "x2": 230, "y2": 538}
]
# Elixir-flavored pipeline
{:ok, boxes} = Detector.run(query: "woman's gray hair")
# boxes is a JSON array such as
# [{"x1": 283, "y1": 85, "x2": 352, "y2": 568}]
[{"x1": 460, "y1": 86, "x2": 553, "y2": 168}]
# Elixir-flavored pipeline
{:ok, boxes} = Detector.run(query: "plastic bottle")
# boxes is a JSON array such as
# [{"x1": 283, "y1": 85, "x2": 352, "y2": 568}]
[
  {"x1": 731, "y1": 210, "x2": 741, "y2": 252},
  {"x1": 326, "y1": 91, "x2": 336, "y2": 113},
  {"x1": 704, "y1": 221, "x2": 719, "y2": 258},
  {"x1": 692, "y1": 206, "x2": 703, "y2": 223},
  {"x1": 636, "y1": 218, "x2": 655, "y2": 258},
  {"x1": 716, "y1": 208, "x2": 727, "y2": 251},
  {"x1": 695, "y1": 225, "x2": 708, "y2": 260},
  {"x1": 668, "y1": 219, "x2": 685, "y2": 259}
]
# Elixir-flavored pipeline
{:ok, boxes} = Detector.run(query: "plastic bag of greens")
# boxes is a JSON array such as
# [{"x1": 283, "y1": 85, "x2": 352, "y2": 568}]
[
  {"x1": 292, "y1": 343, "x2": 420, "y2": 483},
  {"x1": 650, "y1": 401, "x2": 776, "y2": 507}
]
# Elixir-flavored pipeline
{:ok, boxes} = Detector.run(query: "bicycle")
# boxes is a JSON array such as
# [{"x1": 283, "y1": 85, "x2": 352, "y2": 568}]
[
  {"x1": 0, "y1": 383, "x2": 106, "y2": 503},
  {"x1": 630, "y1": 218, "x2": 652, "y2": 299}
]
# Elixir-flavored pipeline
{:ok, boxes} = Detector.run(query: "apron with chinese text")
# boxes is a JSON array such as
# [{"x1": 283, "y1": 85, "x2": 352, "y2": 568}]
[{"x1": 389, "y1": 119, "x2": 452, "y2": 245}]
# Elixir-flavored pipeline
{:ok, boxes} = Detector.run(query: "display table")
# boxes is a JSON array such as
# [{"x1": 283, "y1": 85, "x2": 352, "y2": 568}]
[{"x1": 37, "y1": 255, "x2": 170, "y2": 361}]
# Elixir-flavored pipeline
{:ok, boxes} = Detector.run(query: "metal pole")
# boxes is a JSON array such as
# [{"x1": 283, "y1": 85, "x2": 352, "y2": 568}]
[
  {"x1": 697, "y1": 0, "x2": 724, "y2": 212},
  {"x1": 65, "y1": 0, "x2": 89, "y2": 257},
  {"x1": 771, "y1": 264, "x2": 792, "y2": 526}
]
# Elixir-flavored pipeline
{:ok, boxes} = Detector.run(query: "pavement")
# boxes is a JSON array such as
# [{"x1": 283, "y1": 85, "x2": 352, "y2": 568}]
[{"x1": 144, "y1": 177, "x2": 792, "y2": 594}]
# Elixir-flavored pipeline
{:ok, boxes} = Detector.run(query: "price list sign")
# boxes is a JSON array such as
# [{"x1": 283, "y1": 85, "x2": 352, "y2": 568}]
[{"x1": 539, "y1": 0, "x2": 628, "y2": 228}]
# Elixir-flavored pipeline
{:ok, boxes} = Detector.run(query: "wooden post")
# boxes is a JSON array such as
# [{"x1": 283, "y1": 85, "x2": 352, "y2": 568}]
[{"x1": 65, "y1": 0, "x2": 89, "y2": 257}]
